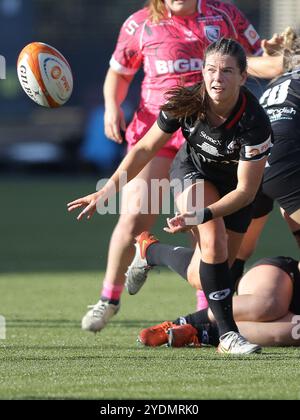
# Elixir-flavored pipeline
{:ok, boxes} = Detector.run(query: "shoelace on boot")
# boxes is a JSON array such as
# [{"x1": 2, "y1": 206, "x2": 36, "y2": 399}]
[
  {"x1": 86, "y1": 302, "x2": 108, "y2": 318},
  {"x1": 223, "y1": 332, "x2": 248, "y2": 349}
]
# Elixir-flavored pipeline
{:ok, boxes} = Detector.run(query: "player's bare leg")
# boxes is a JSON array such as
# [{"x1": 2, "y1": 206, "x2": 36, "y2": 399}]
[
  {"x1": 81, "y1": 156, "x2": 172, "y2": 332},
  {"x1": 173, "y1": 182, "x2": 245, "y2": 291},
  {"x1": 227, "y1": 214, "x2": 270, "y2": 290},
  {"x1": 237, "y1": 313, "x2": 300, "y2": 346}
]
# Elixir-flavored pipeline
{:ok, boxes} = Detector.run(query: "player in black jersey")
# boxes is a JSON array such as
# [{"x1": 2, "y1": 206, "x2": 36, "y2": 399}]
[
  {"x1": 68, "y1": 38, "x2": 272, "y2": 354},
  {"x1": 138, "y1": 255, "x2": 300, "y2": 347},
  {"x1": 232, "y1": 28, "x2": 300, "y2": 284}
]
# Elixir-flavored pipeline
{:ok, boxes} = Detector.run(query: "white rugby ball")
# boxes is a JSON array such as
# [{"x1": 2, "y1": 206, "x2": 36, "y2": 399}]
[{"x1": 17, "y1": 42, "x2": 73, "y2": 107}]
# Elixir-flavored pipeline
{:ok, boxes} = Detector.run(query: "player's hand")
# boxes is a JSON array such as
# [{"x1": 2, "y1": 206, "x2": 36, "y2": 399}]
[
  {"x1": 163, "y1": 212, "x2": 197, "y2": 234},
  {"x1": 104, "y1": 104, "x2": 126, "y2": 143},
  {"x1": 261, "y1": 33, "x2": 284, "y2": 57},
  {"x1": 67, "y1": 190, "x2": 105, "y2": 220},
  {"x1": 163, "y1": 209, "x2": 213, "y2": 234}
]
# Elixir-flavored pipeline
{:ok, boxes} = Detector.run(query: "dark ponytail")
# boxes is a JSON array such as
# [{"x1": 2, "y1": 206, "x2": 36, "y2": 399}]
[{"x1": 161, "y1": 82, "x2": 207, "y2": 120}]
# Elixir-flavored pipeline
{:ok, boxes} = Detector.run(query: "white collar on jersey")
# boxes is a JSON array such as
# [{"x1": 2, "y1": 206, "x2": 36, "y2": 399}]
[{"x1": 164, "y1": 0, "x2": 206, "y2": 18}]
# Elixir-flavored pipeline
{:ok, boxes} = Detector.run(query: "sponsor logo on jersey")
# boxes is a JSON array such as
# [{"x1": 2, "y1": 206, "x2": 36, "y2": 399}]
[
  {"x1": 209, "y1": 288, "x2": 231, "y2": 301},
  {"x1": 267, "y1": 107, "x2": 296, "y2": 122},
  {"x1": 198, "y1": 142, "x2": 221, "y2": 156},
  {"x1": 204, "y1": 25, "x2": 221, "y2": 43},
  {"x1": 183, "y1": 171, "x2": 199, "y2": 179},
  {"x1": 197, "y1": 16, "x2": 223, "y2": 23},
  {"x1": 155, "y1": 58, "x2": 203, "y2": 74},
  {"x1": 244, "y1": 24, "x2": 259, "y2": 46},
  {"x1": 244, "y1": 135, "x2": 272, "y2": 158},
  {"x1": 200, "y1": 131, "x2": 221, "y2": 145},
  {"x1": 227, "y1": 140, "x2": 239, "y2": 152}
]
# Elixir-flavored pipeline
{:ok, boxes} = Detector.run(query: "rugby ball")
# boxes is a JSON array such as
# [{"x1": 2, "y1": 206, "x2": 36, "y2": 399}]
[{"x1": 17, "y1": 42, "x2": 73, "y2": 107}]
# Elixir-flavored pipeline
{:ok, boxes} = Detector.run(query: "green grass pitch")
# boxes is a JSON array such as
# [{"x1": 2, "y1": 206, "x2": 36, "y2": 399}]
[{"x1": 0, "y1": 179, "x2": 299, "y2": 399}]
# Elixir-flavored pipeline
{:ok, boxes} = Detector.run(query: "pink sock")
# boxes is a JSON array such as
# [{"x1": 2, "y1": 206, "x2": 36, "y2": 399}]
[
  {"x1": 101, "y1": 282, "x2": 124, "y2": 301},
  {"x1": 196, "y1": 290, "x2": 208, "y2": 311}
]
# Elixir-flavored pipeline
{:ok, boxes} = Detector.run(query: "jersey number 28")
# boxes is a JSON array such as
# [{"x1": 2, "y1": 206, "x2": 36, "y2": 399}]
[{"x1": 260, "y1": 79, "x2": 291, "y2": 107}]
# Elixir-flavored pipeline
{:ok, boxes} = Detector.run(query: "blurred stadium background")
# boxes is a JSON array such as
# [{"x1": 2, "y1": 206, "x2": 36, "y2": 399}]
[{"x1": 0, "y1": 0, "x2": 299, "y2": 274}]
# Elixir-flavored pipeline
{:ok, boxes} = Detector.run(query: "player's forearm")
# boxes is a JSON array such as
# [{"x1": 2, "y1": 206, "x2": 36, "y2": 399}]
[
  {"x1": 101, "y1": 124, "x2": 171, "y2": 199},
  {"x1": 247, "y1": 55, "x2": 283, "y2": 79},
  {"x1": 208, "y1": 188, "x2": 255, "y2": 219},
  {"x1": 96, "y1": 147, "x2": 154, "y2": 204},
  {"x1": 208, "y1": 157, "x2": 267, "y2": 219},
  {"x1": 112, "y1": 147, "x2": 156, "y2": 191},
  {"x1": 103, "y1": 68, "x2": 133, "y2": 108}
]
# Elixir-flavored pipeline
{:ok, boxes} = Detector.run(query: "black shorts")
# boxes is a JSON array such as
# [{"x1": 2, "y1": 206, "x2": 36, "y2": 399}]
[
  {"x1": 169, "y1": 146, "x2": 253, "y2": 233},
  {"x1": 262, "y1": 163, "x2": 300, "y2": 216},
  {"x1": 252, "y1": 190, "x2": 274, "y2": 219},
  {"x1": 250, "y1": 256, "x2": 300, "y2": 315}
]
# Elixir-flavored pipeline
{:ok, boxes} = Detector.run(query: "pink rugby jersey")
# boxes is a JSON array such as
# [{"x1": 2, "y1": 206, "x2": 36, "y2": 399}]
[{"x1": 110, "y1": 0, "x2": 262, "y2": 158}]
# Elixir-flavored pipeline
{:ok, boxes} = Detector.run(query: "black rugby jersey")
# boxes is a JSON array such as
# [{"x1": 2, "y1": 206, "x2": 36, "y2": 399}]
[
  {"x1": 260, "y1": 69, "x2": 300, "y2": 165},
  {"x1": 252, "y1": 256, "x2": 300, "y2": 315},
  {"x1": 157, "y1": 86, "x2": 272, "y2": 175}
]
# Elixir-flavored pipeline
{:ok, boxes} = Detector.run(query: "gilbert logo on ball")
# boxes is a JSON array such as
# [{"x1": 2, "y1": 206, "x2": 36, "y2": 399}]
[{"x1": 17, "y1": 42, "x2": 73, "y2": 107}]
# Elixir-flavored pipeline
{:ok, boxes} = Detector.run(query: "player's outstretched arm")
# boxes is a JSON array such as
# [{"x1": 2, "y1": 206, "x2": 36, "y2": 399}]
[
  {"x1": 67, "y1": 191, "x2": 105, "y2": 221},
  {"x1": 68, "y1": 122, "x2": 172, "y2": 220},
  {"x1": 247, "y1": 55, "x2": 283, "y2": 79},
  {"x1": 247, "y1": 33, "x2": 284, "y2": 79}
]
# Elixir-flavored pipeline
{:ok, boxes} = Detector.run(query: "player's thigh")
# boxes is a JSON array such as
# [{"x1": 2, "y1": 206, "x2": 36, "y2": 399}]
[
  {"x1": 281, "y1": 312, "x2": 300, "y2": 346},
  {"x1": 238, "y1": 264, "x2": 293, "y2": 315},
  {"x1": 237, "y1": 214, "x2": 269, "y2": 261},
  {"x1": 175, "y1": 179, "x2": 219, "y2": 214},
  {"x1": 176, "y1": 181, "x2": 228, "y2": 262},
  {"x1": 119, "y1": 156, "x2": 172, "y2": 224},
  {"x1": 226, "y1": 229, "x2": 245, "y2": 267},
  {"x1": 186, "y1": 245, "x2": 202, "y2": 289}
]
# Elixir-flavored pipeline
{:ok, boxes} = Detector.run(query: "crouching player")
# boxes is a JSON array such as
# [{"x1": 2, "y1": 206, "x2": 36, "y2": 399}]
[{"x1": 138, "y1": 255, "x2": 300, "y2": 349}]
